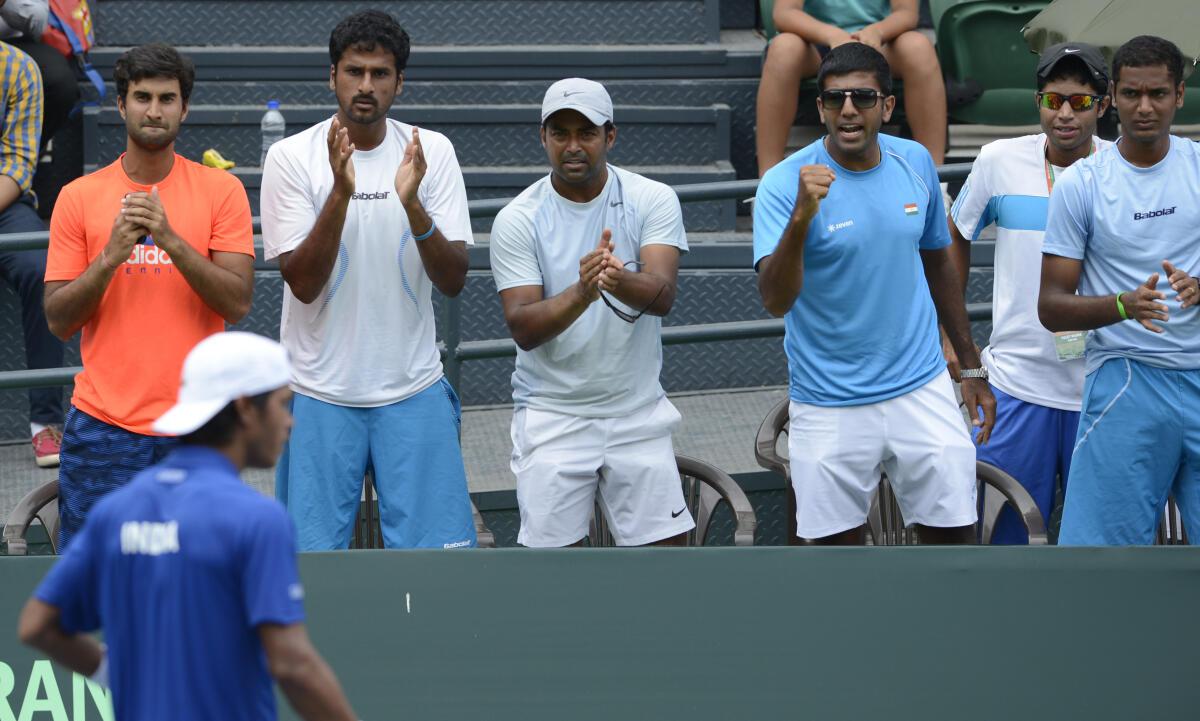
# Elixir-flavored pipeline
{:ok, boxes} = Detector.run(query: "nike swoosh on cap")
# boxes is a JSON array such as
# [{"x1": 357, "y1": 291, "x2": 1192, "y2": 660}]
[{"x1": 1064, "y1": 48, "x2": 1081, "y2": 53}]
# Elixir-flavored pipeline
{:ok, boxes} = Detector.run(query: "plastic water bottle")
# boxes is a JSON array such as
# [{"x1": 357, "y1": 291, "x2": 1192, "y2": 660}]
[{"x1": 260, "y1": 100, "x2": 285, "y2": 166}]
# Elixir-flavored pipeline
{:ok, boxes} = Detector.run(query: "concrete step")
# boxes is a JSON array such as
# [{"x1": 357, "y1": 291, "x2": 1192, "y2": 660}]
[
  {"x1": 85, "y1": 104, "x2": 733, "y2": 171},
  {"x1": 219, "y1": 163, "x2": 737, "y2": 233},
  {"x1": 94, "y1": 0, "x2": 721, "y2": 47},
  {"x1": 91, "y1": 41, "x2": 760, "y2": 82},
  {"x1": 102, "y1": 76, "x2": 759, "y2": 179}
]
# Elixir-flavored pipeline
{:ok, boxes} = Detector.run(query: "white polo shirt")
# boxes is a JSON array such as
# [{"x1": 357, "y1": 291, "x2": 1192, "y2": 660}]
[
  {"x1": 489, "y1": 165, "x2": 688, "y2": 417},
  {"x1": 260, "y1": 118, "x2": 472, "y2": 406}
]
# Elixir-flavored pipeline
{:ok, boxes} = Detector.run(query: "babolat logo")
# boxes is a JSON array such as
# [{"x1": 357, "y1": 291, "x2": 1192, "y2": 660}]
[
  {"x1": 351, "y1": 191, "x2": 391, "y2": 200},
  {"x1": 1133, "y1": 206, "x2": 1175, "y2": 221}
]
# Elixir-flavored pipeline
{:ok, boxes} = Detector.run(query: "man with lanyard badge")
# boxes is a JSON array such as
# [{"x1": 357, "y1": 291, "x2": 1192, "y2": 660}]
[{"x1": 946, "y1": 43, "x2": 1113, "y2": 543}]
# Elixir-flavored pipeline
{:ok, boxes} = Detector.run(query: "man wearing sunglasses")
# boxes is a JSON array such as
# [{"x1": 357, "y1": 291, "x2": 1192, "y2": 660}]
[
  {"x1": 755, "y1": 43, "x2": 992, "y2": 544},
  {"x1": 1040, "y1": 36, "x2": 1200, "y2": 545},
  {"x1": 489, "y1": 78, "x2": 695, "y2": 548},
  {"x1": 946, "y1": 43, "x2": 1112, "y2": 544}
]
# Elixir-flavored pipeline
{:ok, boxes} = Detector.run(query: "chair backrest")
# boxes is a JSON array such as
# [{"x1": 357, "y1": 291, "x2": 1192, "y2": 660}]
[
  {"x1": 352, "y1": 469, "x2": 496, "y2": 549},
  {"x1": 935, "y1": 0, "x2": 1048, "y2": 124},
  {"x1": 589, "y1": 454, "x2": 757, "y2": 546},
  {"x1": 868, "y1": 462, "x2": 1049, "y2": 545},
  {"x1": 1156, "y1": 496, "x2": 1189, "y2": 545},
  {"x1": 2, "y1": 480, "x2": 60, "y2": 556}
]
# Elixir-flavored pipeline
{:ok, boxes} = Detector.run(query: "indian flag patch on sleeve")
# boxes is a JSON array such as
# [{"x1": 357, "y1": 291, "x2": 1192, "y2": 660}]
[{"x1": 904, "y1": 203, "x2": 919, "y2": 215}]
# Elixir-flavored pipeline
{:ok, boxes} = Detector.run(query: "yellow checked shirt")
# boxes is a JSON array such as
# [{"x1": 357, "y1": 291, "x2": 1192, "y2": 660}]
[{"x1": 0, "y1": 41, "x2": 42, "y2": 200}]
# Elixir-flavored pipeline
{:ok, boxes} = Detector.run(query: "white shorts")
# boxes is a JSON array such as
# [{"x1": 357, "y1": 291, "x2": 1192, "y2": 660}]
[
  {"x1": 511, "y1": 396, "x2": 696, "y2": 547},
  {"x1": 788, "y1": 372, "x2": 977, "y2": 539}
]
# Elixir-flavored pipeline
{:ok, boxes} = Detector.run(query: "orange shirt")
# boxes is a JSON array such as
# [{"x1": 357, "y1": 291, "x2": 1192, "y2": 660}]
[{"x1": 46, "y1": 154, "x2": 254, "y2": 434}]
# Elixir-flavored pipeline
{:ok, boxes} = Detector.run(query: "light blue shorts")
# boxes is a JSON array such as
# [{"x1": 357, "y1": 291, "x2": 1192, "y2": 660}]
[
  {"x1": 276, "y1": 377, "x2": 476, "y2": 550},
  {"x1": 1058, "y1": 358, "x2": 1200, "y2": 545}
]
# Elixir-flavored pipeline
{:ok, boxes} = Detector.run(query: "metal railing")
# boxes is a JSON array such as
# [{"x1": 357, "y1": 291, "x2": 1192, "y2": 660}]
[{"x1": 0, "y1": 163, "x2": 981, "y2": 393}]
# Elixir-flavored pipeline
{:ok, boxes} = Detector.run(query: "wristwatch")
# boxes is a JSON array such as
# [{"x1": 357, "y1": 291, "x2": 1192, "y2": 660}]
[{"x1": 960, "y1": 367, "x2": 988, "y2": 380}]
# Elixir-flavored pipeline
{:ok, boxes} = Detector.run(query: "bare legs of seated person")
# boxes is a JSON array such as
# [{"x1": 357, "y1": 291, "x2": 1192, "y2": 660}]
[{"x1": 755, "y1": 32, "x2": 947, "y2": 176}]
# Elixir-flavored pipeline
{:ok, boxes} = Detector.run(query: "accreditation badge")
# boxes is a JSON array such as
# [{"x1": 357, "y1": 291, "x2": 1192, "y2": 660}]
[{"x1": 1053, "y1": 331, "x2": 1086, "y2": 362}]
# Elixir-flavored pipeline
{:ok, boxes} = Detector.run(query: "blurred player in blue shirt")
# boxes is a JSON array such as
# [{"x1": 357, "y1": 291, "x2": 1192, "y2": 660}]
[
  {"x1": 754, "y1": 43, "x2": 994, "y2": 544},
  {"x1": 18, "y1": 332, "x2": 358, "y2": 721}
]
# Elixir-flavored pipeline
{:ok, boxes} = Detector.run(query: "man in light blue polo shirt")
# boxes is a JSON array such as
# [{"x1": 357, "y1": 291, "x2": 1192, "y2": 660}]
[
  {"x1": 1040, "y1": 36, "x2": 1200, "y2": 545},
  {"x1": 18, "y1": 332, "x2": 358, "y2": 721},
  {"x1": 755, "y1": 43, "x2": 995, "y2": 544}
]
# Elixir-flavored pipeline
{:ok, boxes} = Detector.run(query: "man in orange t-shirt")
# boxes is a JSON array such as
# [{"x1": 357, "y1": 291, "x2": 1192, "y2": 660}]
[{"x1": 44, "y1": 44, "x2": 255, "y2": 549}]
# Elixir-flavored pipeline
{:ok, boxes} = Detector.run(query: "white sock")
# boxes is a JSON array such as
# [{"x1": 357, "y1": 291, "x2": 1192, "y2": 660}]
[{"x1": 31, "y1": 422, "x2": 47, "y2": 438}]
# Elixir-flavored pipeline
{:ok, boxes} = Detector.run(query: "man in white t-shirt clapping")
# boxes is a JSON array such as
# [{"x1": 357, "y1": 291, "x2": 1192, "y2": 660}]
[
  {"x1": 489, "y1": 78, "x2": 696, "y2": 547},
  {"x1": 259, "y1": 10, "x2": 476, "y2": 550}
]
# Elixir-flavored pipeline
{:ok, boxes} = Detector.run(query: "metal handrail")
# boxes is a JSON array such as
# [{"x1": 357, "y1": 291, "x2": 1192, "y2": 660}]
[
  {"x1": 0, "y1": 163, "x2": 973, "y2": 251},
  {"x1": 0, "y1": 162, "x2": 984, "y2": 391}
]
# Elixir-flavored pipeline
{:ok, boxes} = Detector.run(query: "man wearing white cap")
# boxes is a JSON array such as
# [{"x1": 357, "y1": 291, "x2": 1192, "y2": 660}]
[
  {"x1": 489, "y1": 78, "x2": 695, "y2": 547},
  {"x1": 18, "y1": 332, "x2": 359, "y2": 721}
]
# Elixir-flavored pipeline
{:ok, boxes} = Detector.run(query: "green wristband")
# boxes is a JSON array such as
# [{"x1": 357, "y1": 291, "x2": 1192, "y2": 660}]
[{"x1": 1116, "y1": 292, "x2": 1130, "y2": 320}]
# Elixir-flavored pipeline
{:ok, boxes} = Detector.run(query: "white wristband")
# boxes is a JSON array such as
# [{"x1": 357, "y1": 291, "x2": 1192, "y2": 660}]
[{"x1": 88, "y1": 647, "x2": 109, "y2": 688}]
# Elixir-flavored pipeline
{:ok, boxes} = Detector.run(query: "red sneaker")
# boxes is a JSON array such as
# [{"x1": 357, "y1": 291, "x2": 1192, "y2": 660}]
[{"x1": 32, "y1": 426, "x2": 62, "y2": 468}]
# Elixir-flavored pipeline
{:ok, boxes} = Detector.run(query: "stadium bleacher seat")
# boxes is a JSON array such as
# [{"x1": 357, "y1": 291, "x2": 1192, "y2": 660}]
[
  {"x1": 933, "y1": 0, "x2": 1049, "y2": 125},
  {"x1": 588, "y1": 454, "x2": 757, "y2": 546}
]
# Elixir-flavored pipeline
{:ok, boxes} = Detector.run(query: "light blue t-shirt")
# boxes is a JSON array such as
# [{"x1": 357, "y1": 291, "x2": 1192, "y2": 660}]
[
  {"x1": 753, "y1": 134, "x2": 950, "y2": 406},
  {"x1": 1042, "y1": 136, "x2": 1200, "y2": 373},
  {"x1": 801, "y1": 0, "x2": 890, "y2": 33}
]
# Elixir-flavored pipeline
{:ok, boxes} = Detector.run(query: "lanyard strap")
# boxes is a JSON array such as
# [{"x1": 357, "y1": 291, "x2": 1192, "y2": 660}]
[{"x1": 1045, "y1": 141, "x2": 1096, "y2": 193}]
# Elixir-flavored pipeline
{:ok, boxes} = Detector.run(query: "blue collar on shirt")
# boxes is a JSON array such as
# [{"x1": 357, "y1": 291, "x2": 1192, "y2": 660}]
[{"x1": 155, "y1": 446, "x2": 241, "y2": 483}]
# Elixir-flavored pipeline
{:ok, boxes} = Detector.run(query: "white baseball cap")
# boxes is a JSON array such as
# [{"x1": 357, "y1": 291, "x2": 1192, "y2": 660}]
[
  {"x1": 540, "y1": 78, "x2": 613, "y2": 126},
  {"x1": 153, "y1": 332, "x2": 292, "y2": 436}
]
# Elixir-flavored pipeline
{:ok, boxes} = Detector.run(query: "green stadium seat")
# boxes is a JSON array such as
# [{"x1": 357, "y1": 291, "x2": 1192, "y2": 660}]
[
  {"x1": 1175, "y1": 73, "x2": 1200, "y2": 125},
  {"x1": 934, "y1": 0, "x2": 1049, "y2": 125},
  {"x1": 760, "y1": 0, "x2": 779, "y2": 39}
]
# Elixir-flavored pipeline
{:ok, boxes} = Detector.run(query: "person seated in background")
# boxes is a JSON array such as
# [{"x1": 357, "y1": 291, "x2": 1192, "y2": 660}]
[
  {"x1": 0, "y1": 0, "x2": 80, "y2": 149},
  {"x1": 755, "y1": 0, "x2": 946, "y2": 176},
  {"x1": 0, "y1": 38, "x2": 65, "y2": 467}
]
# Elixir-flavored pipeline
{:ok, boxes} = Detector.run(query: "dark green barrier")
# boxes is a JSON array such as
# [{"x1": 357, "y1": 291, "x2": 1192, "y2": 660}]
[{"x1": 3, "y1": 548, "x2": 1199, "y2": 720}]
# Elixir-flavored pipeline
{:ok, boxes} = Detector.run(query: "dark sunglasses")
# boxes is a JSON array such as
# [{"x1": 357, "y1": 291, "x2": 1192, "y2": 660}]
[
  {"x1": 1036, "y1": 92, "x2": 1104, "y2": 112},
  {"x1": 820, "y1": 88, "x2": 886, "y2": 109}
]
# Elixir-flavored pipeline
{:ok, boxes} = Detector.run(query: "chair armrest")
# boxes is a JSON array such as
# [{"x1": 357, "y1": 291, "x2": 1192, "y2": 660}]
[
  {"x1": 471, "y1": 501, "x2": 495, "y2": 549},
  {"x1": 976, "y1": 462, "x2": 1049, "y2": 545},
  {"x1": 753, "y1": 397, "x2": 790, "y2": 478},
  {"x1": 3, "y1": 480, "x2": 59, "y2": 556},
  {"x1": 676, "y1": 455, "x2": 758, "y2": 546}
]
